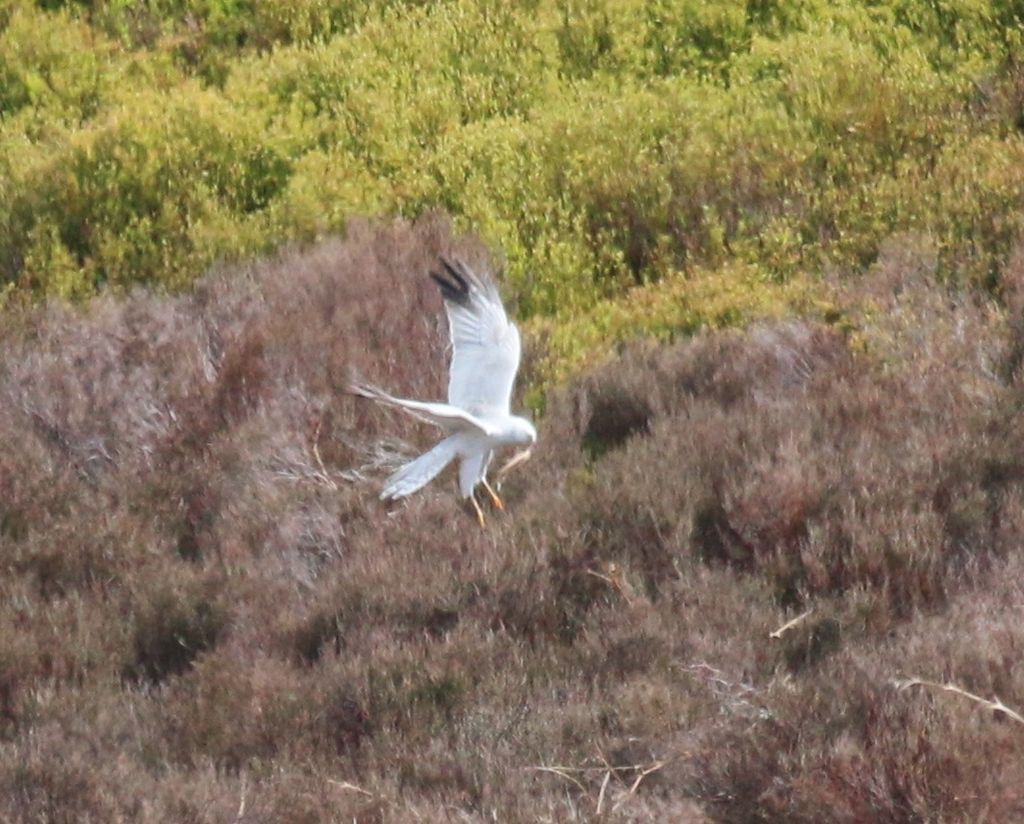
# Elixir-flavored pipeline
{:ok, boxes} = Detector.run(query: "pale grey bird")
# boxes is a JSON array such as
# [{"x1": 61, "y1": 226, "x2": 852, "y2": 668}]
[{"x1": 350, "y1": 258, "x2": 535, "y2": 525}]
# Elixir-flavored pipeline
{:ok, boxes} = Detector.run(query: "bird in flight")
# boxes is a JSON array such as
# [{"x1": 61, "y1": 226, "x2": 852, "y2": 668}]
[{"x1": 350, "y1": 258, "x2": 536, "y2": 525}]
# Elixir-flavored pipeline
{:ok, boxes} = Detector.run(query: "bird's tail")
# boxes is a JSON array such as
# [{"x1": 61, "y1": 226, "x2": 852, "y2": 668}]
[{"x1": 381, "y1": 435, "x2": 461, "y2": 500}]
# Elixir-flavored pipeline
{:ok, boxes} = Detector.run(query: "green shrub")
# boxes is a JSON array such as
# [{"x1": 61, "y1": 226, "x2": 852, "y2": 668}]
[
  {"x1": 3, "y1": 0, "x2": 1024, "y2": 369},
  {"x1": 0, "y1": 4, "x2": 114, "y2": 122},
  {"x1": 2, "y1": 86, "x2": 292, "y2": 294}
]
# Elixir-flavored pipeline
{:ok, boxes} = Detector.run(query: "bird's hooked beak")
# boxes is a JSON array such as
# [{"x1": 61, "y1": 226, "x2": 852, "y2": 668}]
[{"x1": 496, "y1": 447, "x2": 533, "y2": 487}]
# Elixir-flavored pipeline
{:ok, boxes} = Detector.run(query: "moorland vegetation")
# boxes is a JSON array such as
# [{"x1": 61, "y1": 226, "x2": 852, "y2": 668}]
[{"x1": 2, "y1": 0, "x2": 1024, "y2": 820}]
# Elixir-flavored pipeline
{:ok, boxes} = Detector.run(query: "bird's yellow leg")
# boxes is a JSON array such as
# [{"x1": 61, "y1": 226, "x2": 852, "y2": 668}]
[
  {"x1": 469, "y1": 492, "x2": 487, "y2": 527},
  {"x1": 481, "y1": 477, "x2": 504, "y2": 511}
]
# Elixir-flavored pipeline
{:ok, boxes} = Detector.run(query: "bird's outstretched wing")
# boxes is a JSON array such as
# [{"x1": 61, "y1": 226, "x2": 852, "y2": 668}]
[
  {"x1": 429, "y1": 258, "x2": 521, "y2": 417},
  {"x1": 347, "y1": 383, "x2": 498, "y2": 437}
]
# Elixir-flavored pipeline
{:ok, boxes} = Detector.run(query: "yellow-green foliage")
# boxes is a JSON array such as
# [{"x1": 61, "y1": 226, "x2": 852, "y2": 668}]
[
  {"x1": 4, "y1": 83, "x2": 292, "y2": 296},
  {"x1": 528, "y1": 261, "x2": 832, "y2": 400},
  {"x1": 2, "y1": 0, "x2": 1023, "y2": 367}
]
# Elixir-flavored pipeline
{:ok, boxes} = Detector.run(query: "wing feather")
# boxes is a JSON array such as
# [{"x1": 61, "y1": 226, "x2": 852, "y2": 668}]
[
  {"x1": 348, "y1": 383, "x2": 496, "y2": 436},
  {"x1": 429, "y1": 258, "x2": 521, "y2": 417}
]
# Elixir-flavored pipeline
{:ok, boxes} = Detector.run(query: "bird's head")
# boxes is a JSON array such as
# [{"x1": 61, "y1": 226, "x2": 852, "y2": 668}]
[
  {"x1": 497, "y1": 417, "x2": 536, "y2": 484},
  {"x1": 510, "y1": 417, "x2": 537, "y2": 447}
]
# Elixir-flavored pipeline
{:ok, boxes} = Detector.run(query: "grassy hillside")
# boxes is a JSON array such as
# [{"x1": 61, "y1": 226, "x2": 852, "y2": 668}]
[
  {"x1": 3, "y1": 0, "x2": 1024, "y2": 820},
  {"x1": 2, "y1": 220, "x2": 1024, "y2": 821}
]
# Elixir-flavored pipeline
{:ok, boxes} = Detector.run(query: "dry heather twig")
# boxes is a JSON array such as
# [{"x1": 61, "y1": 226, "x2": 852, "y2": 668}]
[
  {"x1": 529, "y1": 757, "x2": 669, "y2": 818},
  {"x1": 529, "y1": 765, "x2": 587, "y2": 793},
  {"x1": 769, "y1": 608, "x2": 815, "y2": 639},
  {"x1": 596, "y1": 769, "x2": 611, "y2": 815},
  {"x1": 895, "y1": 678, "x2": 1024, "y2": 726},
  {"x1": 528, "y1": 758, "x2": 667, "y2": 809},
  {"x1": 626, "y1": 761, "x2": 665, "y2": 795},
  {"x1": 585, "y1": 562, "x2": 638, "y2": 606},
  {"x1": 324, "y1": 779, "x2": 377, "y2": 797},
  {"x1": 235, "y1": 774, "x2": 247, "y2": 822},
  {"x1": 309, "y1": 417, "x2": 338, "y2": 490}
]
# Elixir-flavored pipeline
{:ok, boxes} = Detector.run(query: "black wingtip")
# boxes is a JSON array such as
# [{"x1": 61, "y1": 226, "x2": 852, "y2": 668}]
[
  {"x1": 430, "y1": 257, "x2": 471, "y2": 306},
  {"x1": 440, "y1": 257, "x2": 469, "y2": 288}
]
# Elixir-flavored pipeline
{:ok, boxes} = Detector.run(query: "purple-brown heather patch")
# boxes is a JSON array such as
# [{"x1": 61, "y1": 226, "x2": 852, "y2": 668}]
[{"x1": 0, "y1": 218, "x2": 1023, "y2": 821}]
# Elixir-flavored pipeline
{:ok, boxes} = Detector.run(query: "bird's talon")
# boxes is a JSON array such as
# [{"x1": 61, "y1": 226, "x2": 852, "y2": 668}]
[
  {"x1": 482, "y1": 478, "x2": 504, "y2": 511},
  {"x1": 469, "y1": 493, "x2": 487, "y2": 527}
]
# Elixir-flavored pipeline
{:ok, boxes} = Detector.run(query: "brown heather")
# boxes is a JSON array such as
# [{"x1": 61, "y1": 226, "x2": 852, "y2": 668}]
[{"x1": 1, "y1": 219, "x2": 1023, "y2": 822}]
